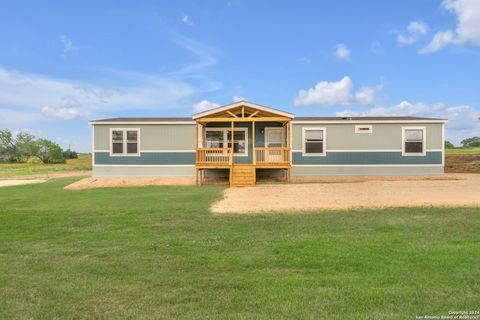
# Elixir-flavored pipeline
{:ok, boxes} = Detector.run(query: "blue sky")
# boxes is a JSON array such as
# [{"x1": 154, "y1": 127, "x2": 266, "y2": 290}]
[{"x1": 0, "y1": 0, "x2": 479, "y2": 151}]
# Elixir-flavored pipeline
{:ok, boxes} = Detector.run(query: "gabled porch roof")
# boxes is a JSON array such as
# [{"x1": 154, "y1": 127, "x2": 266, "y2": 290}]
[{"x1": 192, "y1": 100, "x2": 295, "y2": 120}]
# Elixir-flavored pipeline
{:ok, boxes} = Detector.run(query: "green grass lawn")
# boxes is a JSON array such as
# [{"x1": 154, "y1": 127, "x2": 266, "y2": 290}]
[
  {"x1": 446, "y1": 147, "x2": 480, "y2": 155},
  {"x1": 0, "y1": 179, "x2": 479, "y2": 319},
  {"x1": 0, "y1": 154, "x2": 91, "y2": 178}
]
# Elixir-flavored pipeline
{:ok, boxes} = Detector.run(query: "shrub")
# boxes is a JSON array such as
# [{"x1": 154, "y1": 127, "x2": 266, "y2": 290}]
[
  {"x1": 16, "y1": 132, "x2": 38, "y2": 162},
  {"x1": 36, "y1": 139, "x2": 66, "y2": 164},
  {"x1": 63, "y1": 149, "x2": 78, "y2": 159}
]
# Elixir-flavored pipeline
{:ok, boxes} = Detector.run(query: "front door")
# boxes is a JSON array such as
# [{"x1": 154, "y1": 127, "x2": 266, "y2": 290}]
[{"x1": 265, "y1": 128, "x2": 283, "y2": 162}]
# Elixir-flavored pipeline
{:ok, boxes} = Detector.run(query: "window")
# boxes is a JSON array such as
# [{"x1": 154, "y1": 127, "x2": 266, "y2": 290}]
[
  {"x1": 402, "y1": 127, "x2": 425, "y2": 156},
  {"x1": 227, "y1": 130, "x2": 246, "y2": 154},
  {"x1": 126, "y1": 130, "x2": 138, "y2": 154},
  {"x1": 303, "y1": 127, "x2": 326, "y2": 156},
  {"x1": 205, "y1": 128, "x2": 248, "y2": 156},
  {"x1": 110, "y1": 128, "x2": 140, "y2": 156},
  {"x1": 355, "y1": 125, "x2": 372, "y2": 134},
  {"x1": 112, "y1": 130, "x2": 124, "y2": 154},
  {"x1": 205, "y1": 130, "x2": 224, "y2": 148}
]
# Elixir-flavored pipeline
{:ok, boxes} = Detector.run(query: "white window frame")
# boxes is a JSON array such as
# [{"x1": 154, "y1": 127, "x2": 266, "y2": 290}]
[
  {"x1": 402, "y1": 126, "x2": 426, "y2": 156},
  {"x1": 204, "y1": 127, "x2": 249, "y2": 157},
  {"x1": 302, "y1": 127, "x2": 326, "y2": 156},
  {"x1": 109, "y1": 128, "x2": 141, "y2": 157},
  {"x1": 355, "y1": 125, "x2": 373, "y2": 134}
]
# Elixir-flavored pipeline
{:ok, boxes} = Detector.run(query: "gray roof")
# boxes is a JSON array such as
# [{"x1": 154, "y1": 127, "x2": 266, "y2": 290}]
[
  {"x1": 92, "y1": 117, "x2": 192, "y2": 122},
  {"x1": 92, "y1": 116, "x2": 446, "y2": 122},
  {"x1": 294, "y1": 116, "x2": 446, "y2": 121}
]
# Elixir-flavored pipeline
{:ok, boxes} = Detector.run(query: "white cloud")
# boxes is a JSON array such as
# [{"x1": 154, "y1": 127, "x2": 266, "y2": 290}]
[
  {"x1": 171, "y1": 33, "x2": 220, "y2": 75},
  {"x1": 397, "y1": 20, "x2": 429, "y2": 45},
  {"x1": 0, "y1": 33, "x2": 222, "y2": 123},
  {"x1": 355, "y1": 87, "x2": 376, "y2": 105},
  {"x1": 336, "y1": 101, "x2": 443, "y2": 118},
  {"x1": 419, "y1": 30, "x2": 455, "y2": 53},
  {"x1": 294, "y1": 76, "x2": 381, "y2": 107},
  {"x1": 181, "y1": 15, "x2": 194, "y2": 26},
  {"x1": 59, "y1": 35, "x2": 78, "y2": 53},
  {"x1": 369, "y1": 101, "x2": 433, "y2": 116},
  {"x1": 295, "y1": 76, "x2": 353, "y2": 107},
  {"x1": 421, "y1": 0, "x2": 480, "y2": 53},
  {"x1": 41, "y1": 106, "x2": 83, "y2": 120},
  {"x1": 409, "y1": 20, "x2": 429, "y2": 35},
  {"x1": 443, "y1": 0, "x2": 480, "y2": 45},
  {"x1": 193, "y1": 100, "x2": 219, "y2": 113},
  {"x1": 0, "y1": 108, "x2": 41, "y2": 125},
  {"x1": 0, "y1": 68, "x2": 194, "y2": 118},
  {"x1": 233, "y1": 95, "x2": 245, "y2": 102},
  {"x1": 334, "y1": 43, "x2": 351, "y2": 61}
]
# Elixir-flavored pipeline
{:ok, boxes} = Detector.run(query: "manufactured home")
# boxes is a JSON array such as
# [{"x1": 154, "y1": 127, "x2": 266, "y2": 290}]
[{"x1": 90, "y1": 101, "x2": 446, "y2": 186}]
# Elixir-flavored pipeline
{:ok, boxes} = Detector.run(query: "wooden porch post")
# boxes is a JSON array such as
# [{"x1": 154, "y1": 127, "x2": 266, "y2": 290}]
[
  {"x1": 231, "y1": 121, "x2": 234, "y2": 159},
  {"x1": 195, "y1": 122, "x2": 200, "y2": 186},
  {"x1": 252, "y1": 121, "x2": 256, "y2": 165},
  {"x1": 229, "y1": 121, "x2": 234, "y2": 184},
  {"x1": 287, "y1": 121, "x2": 292, "y2": 182},
  {"x1": 287, "y1": 121, "x2": 291, "y2": 150}
]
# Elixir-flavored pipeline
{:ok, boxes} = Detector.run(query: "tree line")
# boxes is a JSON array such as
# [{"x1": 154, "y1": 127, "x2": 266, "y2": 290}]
[
  {"x1": 445, "y1": 136, "x2": 480, "y2": 148},
  {"x1": 0, "y1": 129, "x2": 78, "y2": 164}
]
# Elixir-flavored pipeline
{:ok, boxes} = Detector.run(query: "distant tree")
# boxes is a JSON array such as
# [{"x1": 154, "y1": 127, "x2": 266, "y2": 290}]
[
  {"x1": 35, "y1": 139, "x2": 66, "y2": 164},
  {"x1": 15, "y1": 131, "x2": 38, "y2": 162},
  {"x1": 63, "y1": 149, "x2": 78, "y2": 159},
  {"x1": 461, "y1": 136, "x2": 480, "y2": 148},
  {"x1": 0, "y1": 129, "x2": 15, "y2": 161},
  {"x1": 444, "y1": 140, "x2": 455, "y2": 148},
  {"x1": 0, "y1": 129, "x2": 39, "y2": 162},
  {"x1": 0, "y1": 129, "x2": 71, "y2": 163}
]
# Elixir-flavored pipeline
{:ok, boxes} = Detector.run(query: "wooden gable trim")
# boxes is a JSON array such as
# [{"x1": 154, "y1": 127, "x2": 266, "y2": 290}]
[{"x1": 192, "y1": 101, "x2": 294, "y2": 119}]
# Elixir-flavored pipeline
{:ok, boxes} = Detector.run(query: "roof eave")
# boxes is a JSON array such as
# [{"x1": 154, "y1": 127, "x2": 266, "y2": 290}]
[{"x1": 292, "y1": 118, "x2": 448, "y2": 124}]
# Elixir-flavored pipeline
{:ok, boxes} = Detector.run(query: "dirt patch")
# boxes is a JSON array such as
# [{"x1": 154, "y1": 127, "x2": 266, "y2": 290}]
[
  {"x1": 65, "y1": 177, "x2": 195, "y2": 190},
  {"x1": 212, "y1": 174, "x2": 480, "y2": 214},
  {"x1": 0, "y1": 180, "x2": 46, "y2": 188},
  {"x1": 0, "y1": 170, "x2": 91, "y2": 180},
  {"x1": 445, "y1": 155, "x2": 480, "y2": 173},
  {"x1": 289, "y1": 174, "x2": 459, "y2": 183}
]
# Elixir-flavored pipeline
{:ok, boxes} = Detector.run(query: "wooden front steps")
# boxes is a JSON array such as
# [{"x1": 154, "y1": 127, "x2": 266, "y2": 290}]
[{"x1": 230, "y1": 165, "x2": 256, "y2": 187}]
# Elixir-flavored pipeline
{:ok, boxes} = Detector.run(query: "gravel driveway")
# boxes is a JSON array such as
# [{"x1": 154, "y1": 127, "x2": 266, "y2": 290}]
[{"x1": 211, "y1": 174, "x2": 480, "y2": 213}]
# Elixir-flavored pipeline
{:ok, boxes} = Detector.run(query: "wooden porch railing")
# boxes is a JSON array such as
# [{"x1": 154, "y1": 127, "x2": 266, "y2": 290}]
[
  {"x1": 196, "y1": 147, "x2": 291, "y2": 166},
  {"x1": 255, "y1": 147, "x2": 290, "y2": 164},
  {"x1": 196, "y1": 148, "x2": 232, "y2": 166}
]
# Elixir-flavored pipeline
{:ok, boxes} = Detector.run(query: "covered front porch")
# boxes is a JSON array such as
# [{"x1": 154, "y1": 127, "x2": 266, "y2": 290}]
[{"x1": 193, "y1": 101, "x2": 294, "y2": 186}]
